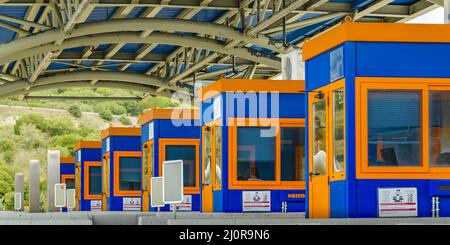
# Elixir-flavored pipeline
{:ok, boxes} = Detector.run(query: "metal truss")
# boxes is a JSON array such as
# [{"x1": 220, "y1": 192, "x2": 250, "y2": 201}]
[{"x1": 0, "y1": 0, "x2": 442, "y2": 101}]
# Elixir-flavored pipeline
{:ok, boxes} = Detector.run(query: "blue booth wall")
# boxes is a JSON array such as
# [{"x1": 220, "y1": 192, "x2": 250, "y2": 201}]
[
  {"x1": 102, "y1": 135, "x2": 141, "y2": 211},
  {"x1": 60, "y1": 163, "x2": 75, "y2": 176},
  {"x1": 201, "y1": 92, "x2": 306, "y2": 212},
  {"x1": 141, "y1": 119, "x2": 201, "y2": 211},
  {"x1": 305, "y1": 41, "x2": 450, "y2": 218},
  {"x1": 75, "y1": 148, "x2": 101, "y2": 211}
]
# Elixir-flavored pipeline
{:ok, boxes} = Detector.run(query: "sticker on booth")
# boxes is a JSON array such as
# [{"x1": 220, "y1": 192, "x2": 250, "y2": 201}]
[
  {"x1": 90, "y1": 200, "x2": 102, "y2": 212},
  {"x1": 123, "y1": 197, "x2": 141, "y2": 211},
  {"x1": 378, "y1": 188, "x2": 418, "y2": 217},
  {"x1": 170, "y1": 195, "x2": 192, "y2": 211},
  {"x1": 242, "y1": 191, "x2": 270, "y2": 212}
]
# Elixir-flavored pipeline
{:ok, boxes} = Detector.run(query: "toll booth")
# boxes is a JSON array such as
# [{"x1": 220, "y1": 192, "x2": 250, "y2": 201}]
[
  {"x1": 60, "y1": 157, "x2": 75, "y2": 189},
  {"x1": 140, "y1": 108, "x2": 201, "y2": 212},
  {"x1": 60, "y1": 156, "x2": 75, "y2": 212},
  {"x1": 101, "y1": 127, "x2": 142, "y2": 211},
  {"x1": 303, "y1": 22, "x2": 450, "y2": 218},
  {"x1": 74, "y1": 141, "x2": 102, "y2": 211},
  {"x1": 199, "y1": 78, "x2": 306, "y2": 212}
]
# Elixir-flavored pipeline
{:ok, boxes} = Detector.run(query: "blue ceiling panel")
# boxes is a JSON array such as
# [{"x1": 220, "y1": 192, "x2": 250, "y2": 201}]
[
  {"x1": 86, "y1": 7, "x2": 117, "y2": 22},
  {"x1": 191, "y1": 9, "x2": 227, "y2": 22},
  {"x1": 126, "y1": 63, "x2": 153, "y2": 72},
  {"x1": 120, "y1": 43, "x2": 143, "y2": 53},
  {"x1": 152, "y1": 44, "x2": 177, "y2": 54},
  {"x1": 126, "y1": 7, "x2": 147, "y2": 18},
  {"x1": 155, "y1": 8, "x2": 183, "y2": 18}
]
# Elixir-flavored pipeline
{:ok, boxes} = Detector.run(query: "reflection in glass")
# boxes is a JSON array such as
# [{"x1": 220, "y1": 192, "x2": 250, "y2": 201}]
[
  {"x1": 203, "y1": 130, "x2": 212, "y2": 185},
  {"x1": 89, "y1": 166, "x2": 102, "y2": 195},
  {"x1": 237, "y1": 127, "x2": 276, "y2": 181},
  {"x1": 102, "y1": 157, "x2": 109, "y2": 195},
  {"x1": 119, "y1": 157, "x2": 141, "y2": 191},
  {"x1": 166, "y1": 145, "x2": 197, "y2": 187},
  {"x1": 312, "y1": 100, "x2": 327, "y2": 175},
  {"x1": 281, "y1": 127, "x2": 305, "y2": 181},
  {"x1": 368, "y1": 90, "x2": 421, "y2": 166},
  {"x1": 215, "y1": 127, "x2": 222, "y2": 185},
  {"x1": 65, "y1": 178, "x2": 75, "y2": 189},
  {"x1": 430, "y1": 91, "x2": 450, "y2": 166},
  {"x1": 333, "y1": 89, "x2": 345, "y2": 173},
  {"x1": 142, "y1": 146, "x2": 148, "y2": 191}
]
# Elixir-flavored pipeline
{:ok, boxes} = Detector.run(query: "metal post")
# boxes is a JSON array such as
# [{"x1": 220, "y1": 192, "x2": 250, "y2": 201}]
[
  {"x1": 29, "y1": 160, "x2": 40, "y2": 213},
  {"x1": 47, "y1": 150, "x2": 60, "y2": 212},
  {"x1": 14, "y1": 173, "x2": 25, "y2": 212},
  {"x1": 445, "y1": 0, "x2": 450, "y2": 24}
]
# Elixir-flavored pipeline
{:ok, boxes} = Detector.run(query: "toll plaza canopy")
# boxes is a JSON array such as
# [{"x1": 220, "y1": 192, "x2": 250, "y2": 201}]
[{"x1": 0, "y1": 0, "x2": 441, "y2": 101}]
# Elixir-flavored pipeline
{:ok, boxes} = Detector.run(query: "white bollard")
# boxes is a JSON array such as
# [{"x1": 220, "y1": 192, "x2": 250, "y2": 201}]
[
  {"x1": 47, "y1": 150, "x2": 61, "y2": 212},
  {"x1": 14, "y1": 173, "x2": 25, "y2": 211},
  {"x1": 29, "y1": 160, "x2": 40, "y2": 213}
]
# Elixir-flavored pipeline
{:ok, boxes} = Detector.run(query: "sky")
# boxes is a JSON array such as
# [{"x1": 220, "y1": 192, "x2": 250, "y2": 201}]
[{"x1": 407, "y1": 7, "x2": 444, "y2": 24}]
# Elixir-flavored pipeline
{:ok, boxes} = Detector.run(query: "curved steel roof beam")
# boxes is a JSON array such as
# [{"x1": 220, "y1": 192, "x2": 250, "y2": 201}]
[
  {"x1": 0, "y1": 18, "x2": 284, "y2": 58},
  {"x1": 0, "y1": 70, "x2": 189, "y2": 96},
  {"x1": 1, "y1": 32, "x2": 281, "y2": 68},
  {"x1": 0, "y1": 81, "x2": 174, "y2": 100}
]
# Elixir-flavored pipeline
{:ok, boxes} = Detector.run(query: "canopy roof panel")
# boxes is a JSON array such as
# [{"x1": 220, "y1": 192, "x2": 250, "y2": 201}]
[{"x1": 0, "y1": 0, "x2": 441, "y2": 100}]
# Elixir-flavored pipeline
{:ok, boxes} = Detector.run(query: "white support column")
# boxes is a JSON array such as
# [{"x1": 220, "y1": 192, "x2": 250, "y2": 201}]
[
  {"x1": 14, "y1": 173, "x2": 25, "y2": 211},
  {"x1": 47, "y1": 150, "x2": 60, "y2": 212},
  {"x1": 29, "y1": 160, "x2": 40, "y2": 213},
  {"x1": 445, "y1": 0, "x2": 449, "y2": 23}
]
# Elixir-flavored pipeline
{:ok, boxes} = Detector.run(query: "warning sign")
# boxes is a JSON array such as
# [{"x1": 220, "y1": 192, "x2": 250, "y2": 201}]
[
  {"x1": 90, "y1": 200, "x2": 102, "y2": 212},
  {"x1": 170, "y1": 195, "x2": 192, "y2": 211},
  {"x1": 378, "y1": 188, "x2": 418, "y2": 217},
  {"x1": 123, "y1": 197, "x2": 141, "y2": 211},
  {"x1": 242, "y1": 191, "x2": 271, "y2": 212}
]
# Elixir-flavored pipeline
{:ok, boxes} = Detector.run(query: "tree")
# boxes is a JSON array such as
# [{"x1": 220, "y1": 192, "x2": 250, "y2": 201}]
[
  {"x1": 68, "y1": 105, "x2": 82, "y2": 118},
  {"x1": 99, "y1": 110, "x2": 113, "y2": 122},
  {"x1": 119, "y1": 116, "x2": 132, "y2": 126}
]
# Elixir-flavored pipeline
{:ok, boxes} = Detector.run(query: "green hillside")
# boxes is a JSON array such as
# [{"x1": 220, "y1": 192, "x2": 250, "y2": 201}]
[{"x1": 0, "y1": 87, "x2": 181, "y2": 211}]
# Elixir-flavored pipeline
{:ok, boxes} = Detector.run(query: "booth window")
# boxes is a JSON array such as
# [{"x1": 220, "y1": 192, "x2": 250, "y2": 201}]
[
  {"x1": 237, "y1": 126, "x2": 276, "y2": 181},
  {"x1": 118, "y1": 156, "x2": 141, "y2": 191},
  {"x1": 89, "y1": 166, "x2": 102, "y2": 195},
  {"x1": 63, "y1": 177, "x2": 75, "y2": 189},
  {"x1": 165, "y1": 145, "x2": 196, "y2": 187},
  {"x1": 102, "y1": 155, "x2": 110, "y2": 196},
  {"x1": 142, "y1": 143, "x2": 154, "y2": 192},
  {"x1": 333, "y1": 89, "x2": 345, "y2": 173},
  {"x1": 204, "y1": 130, "x2": 212, "y2": 186},
  {"x1": 312, "y1": 100, "x2": 327, "y2": 175},
  {"x1": 215, "y1": 127, "x2": 222, "y2": 186},
  {"x1": 281, "y1": 127, "x2": 305, "y2": 181},
  {"x1": 230, "y1": 118, "x2": 306, "y2": 189},
  {"x1": 430, "y1": 90, "x2": 450, "y2": 167},
  {"x1": 367, "y1": 90, "x2": 421, "y2": 167}
]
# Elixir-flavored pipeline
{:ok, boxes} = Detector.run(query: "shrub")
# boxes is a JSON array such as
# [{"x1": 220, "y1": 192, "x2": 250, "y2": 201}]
[
  {"x1": 99, "y1": 110, "x2": 113, "y2": 122},
  {"x1": 119, "y1": 116, "x2": 132, "y2": 126},
  {"x1": 68, "y1": 105, "x2": 82, "y2": 118}
]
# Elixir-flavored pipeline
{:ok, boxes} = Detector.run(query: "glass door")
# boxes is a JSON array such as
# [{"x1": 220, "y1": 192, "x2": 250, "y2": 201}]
[
  {"x1": 309, "y1": 91, "x2": 330, "y2": 218},
  {"x1": 101, "y1": 154, "x2": 109, "y2": 211},
  {"x1": 202, "y1": 126, "x2": 214, "y2": 212}
]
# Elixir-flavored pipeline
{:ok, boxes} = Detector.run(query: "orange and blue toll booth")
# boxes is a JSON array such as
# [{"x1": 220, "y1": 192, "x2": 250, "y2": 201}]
[
  {"x1": 304, "y1": 22, "x2": 450, "y2": 218},
  {"x1": 74, "y1": 141, "x2": 102, "y2": 211},
  {"x1": 60, "y1": 156, "x2": 75, "y2": 212},
  {"x1": 60, "y1": 156, "x2": 75, "y2": 189},
  {"x1": 140, "y1": 108, "x2": 201, "y2": 212},
  {"x1": 101, "y1": 127, "x2": 142, "y2": 211},
  {"x1": 199, "y1": 78, "x2": 306, "y2": 212}
]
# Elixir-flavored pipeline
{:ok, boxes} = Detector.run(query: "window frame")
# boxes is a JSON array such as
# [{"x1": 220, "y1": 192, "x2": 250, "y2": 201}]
[
  {"x1": 84, "y1": 161, "x2": 102, "y2": 200},
  {"x1": 113, "y1": 151, "x2": 142, "y2": 196},
  {"x1": 158, "y1": 138, "x2": 200, "y2": 194},
  {"x1": 61, "y1": 174, "x2": 75, "y2": 189},
  {"x1": 142, "y1": 140, "x2": 154, "y2": 195},
  {"x1": 228, "y1": 117, "x2": 306, "y2": 190},
  {"x1": 356, "y1": 77, "x2": 450, "y2": 179}
]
